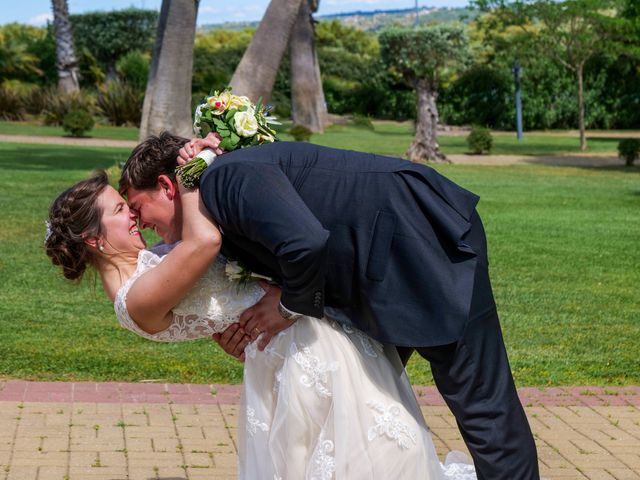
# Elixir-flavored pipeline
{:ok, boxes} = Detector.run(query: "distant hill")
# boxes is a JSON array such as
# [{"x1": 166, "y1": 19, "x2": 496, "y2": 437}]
[{"x1": 200, "y1": 6, "x2": 479, "y2": 33}]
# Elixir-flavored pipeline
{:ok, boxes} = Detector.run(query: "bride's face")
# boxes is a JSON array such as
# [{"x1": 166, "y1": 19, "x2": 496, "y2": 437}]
[{"x1": 97, "y1": 186, "x2": 146, "y2": 254}]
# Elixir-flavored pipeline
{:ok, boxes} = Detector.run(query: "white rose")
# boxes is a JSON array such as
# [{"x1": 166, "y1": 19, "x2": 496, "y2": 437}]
[
  {"x1": 234, "y1": 111, "x2": 259, "y2": 137},
  {"x1": 225, "y1": 261, "x2": 243, "y2": 281}
]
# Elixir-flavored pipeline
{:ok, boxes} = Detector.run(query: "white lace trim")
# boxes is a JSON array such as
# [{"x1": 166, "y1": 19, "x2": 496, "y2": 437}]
[
  {"x1": 113, "y1": 249, "x2": 264, "y2": 342},
  {"x1": 366, "y1": 401, "x2": 417, "y2": 450},
  {"x1": 441, "y1": 451, "x2": 476, "y2": 479},
  {"x1": 310, "y1": 431, "x2": 335, "y2": 480},
  {"x1": 246, "y1": 406, "x2": 269, "y2": 437},
  {"x1": 291, "y1": 343, "x2": 338, "y2": 398}
]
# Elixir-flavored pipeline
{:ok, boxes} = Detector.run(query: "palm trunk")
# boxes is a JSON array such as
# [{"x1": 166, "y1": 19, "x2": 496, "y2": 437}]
[
  {"x1": 290, "y1": 0, "x2": 328, "y2": 133},
  {"x1": 51, "y1": 0, "x2": 80, "y2": 93},
  {"x1": 577, "y1": 65, "x2": 587, "y2": 151},
  {"x1": 139, "y1": 0, "x2": 198, "y2": 140},
  {"x1": 230, "y1": 0, "x2": 303, "y2": 103},
  {"x1": 406, "y1": 78, "x2": 448, "y2": 163}
]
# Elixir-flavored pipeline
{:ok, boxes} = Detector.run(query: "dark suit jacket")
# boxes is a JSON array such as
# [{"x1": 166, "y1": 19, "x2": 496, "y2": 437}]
[{"x1": 199, "y1": 142, "x2": 487, "y2": 347}]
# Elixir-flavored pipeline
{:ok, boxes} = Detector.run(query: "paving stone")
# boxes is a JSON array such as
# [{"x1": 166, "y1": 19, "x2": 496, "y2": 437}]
[{"x1": 0, "y1": 383, "x2": 638, "y2": 478}]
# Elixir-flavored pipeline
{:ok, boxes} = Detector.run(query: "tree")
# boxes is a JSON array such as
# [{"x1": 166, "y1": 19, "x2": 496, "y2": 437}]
[
  {"x1": 139, "y1": 0, "x2": 198, "y2": 140},
  {"x1": 379, "y1": 26, "x2": 469, "y2": 163},
  {"x1": 0, "y1": 25, "x2": 43, "y2": 82},
  {"x1": 289, "y1": 0, "x2": 328, "y2": 132},
  {"x1": 230, "y1": 0, "x2": 303, "y2": 103},
  {"x1": 475, "y1": 0, "x2": 629, "y2": 150},
  {"x1": 51, "y1": 0, "x2": 79, "y2": 93}
]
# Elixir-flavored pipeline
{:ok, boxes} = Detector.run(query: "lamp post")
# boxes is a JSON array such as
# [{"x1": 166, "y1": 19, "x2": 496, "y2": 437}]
[
  {"x1": 512, "y1": 61, "x2": 523, "y2": 141},
  {"x1": 415, "y1": 0, "x2": 420, "y2": 27}
]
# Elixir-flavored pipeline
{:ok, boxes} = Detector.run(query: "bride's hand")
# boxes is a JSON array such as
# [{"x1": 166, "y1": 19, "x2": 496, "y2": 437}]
[{"x1": 177, "y1": 132, "x2": 224, "y2": 165}]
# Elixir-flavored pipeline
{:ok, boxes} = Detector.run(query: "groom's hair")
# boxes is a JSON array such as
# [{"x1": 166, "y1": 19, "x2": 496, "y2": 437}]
[{"x1": 119, "y1": 131, "x2": 189, "y2": 194}]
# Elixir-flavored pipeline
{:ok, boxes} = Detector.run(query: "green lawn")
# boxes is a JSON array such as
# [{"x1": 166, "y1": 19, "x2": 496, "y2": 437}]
[
  {"x1": 0, "y1": 120, "x2": 139, "y2": 141},
  {"x1": 0, "y1": 119, "x2": 629, "y2": 157},
  {"x1": 0, "y1": 142, "x2": 638, "y2": 386},
  {"x1": 299, "y1": 122, "x2": 626, "y2": 157}
]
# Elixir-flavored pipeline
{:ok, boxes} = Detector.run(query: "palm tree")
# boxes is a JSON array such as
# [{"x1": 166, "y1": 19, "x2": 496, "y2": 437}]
[
  {"x1": 0, "y1": 30, "x2": 42, "y2": 81},
  {"x1": 230, "y1": 0, "x2": 303, "y2": 103},
  {"x1": 139, "y1": 0, "x2": 199, "y2": 140},
  {"x1": 51, "y1": 0, "x2": 80, "y2": 93},
  {"x1": 290, "y1": 0, "x2": 328, "y2": 132}
]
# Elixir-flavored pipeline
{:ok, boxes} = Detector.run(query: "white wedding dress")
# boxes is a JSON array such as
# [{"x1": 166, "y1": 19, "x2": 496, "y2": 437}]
[{"x1": 114, "y1": 248, "x2": 477, "y2": 480}]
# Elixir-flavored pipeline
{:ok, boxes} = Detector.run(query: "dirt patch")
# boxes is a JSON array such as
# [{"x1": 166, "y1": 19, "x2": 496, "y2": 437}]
[
  {"x1": 448, "y1": 153, "x2": 623, "y2": 167},
  {"x1": 0, "y1": 133, "x2": 628, "y2": 167}
]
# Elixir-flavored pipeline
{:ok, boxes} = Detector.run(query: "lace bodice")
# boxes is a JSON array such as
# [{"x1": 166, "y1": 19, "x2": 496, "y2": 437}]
[{"x1": 114, "y1": 248, "x2": 265, "y2": 342}]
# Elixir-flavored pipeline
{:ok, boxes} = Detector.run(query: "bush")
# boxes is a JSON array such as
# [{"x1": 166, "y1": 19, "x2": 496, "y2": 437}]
[
  {"x1": 0, "y1": 82, "x2": 26, "y2": 120},
  {"x1": 439, "y1": 65, "x2": 512, "y2": 129},
  {"x1": 352, "y1": 113, "x2": 374, "y2": 130},
  {"x1": 20, "y1": 84, "x2": 47, "y2": 115},
  {"x1": 42, "y1": 89, "x2": 95, "y2": 126},
  {"x1": 116, "y1": 50, "x2": 150, "y2": 90},
  {"x1": 466, "y1": 127, "x2": 493, "y2": 154},
  {"x1": 97, "y1": 79, "x2": 144, "y2": 126},
  {"x1": 62, "y1": 109, "x2": 94, "y2": 137},
  {"x1": 289, "y1": 124, "x2": 313, "y2": 142},
  {"x1": 617, "y1": 138, "x2": 640, "y2": 166}
]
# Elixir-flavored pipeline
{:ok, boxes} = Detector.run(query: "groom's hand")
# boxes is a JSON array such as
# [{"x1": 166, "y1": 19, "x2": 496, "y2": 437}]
[
  {"x1": 239, "y1": 283, "x2": 296, "y2": 351},
  {"x1": 177, "y1": 132, "x2": 224, "y2": 165}
]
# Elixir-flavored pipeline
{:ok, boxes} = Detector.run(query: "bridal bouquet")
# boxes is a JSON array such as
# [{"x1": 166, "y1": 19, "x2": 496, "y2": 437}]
[
  {"x1": 225, "y1": 259, "x2": 271, "y2": 290},
  {"x1": 176, "y1": 87, "x2": 280, "y2": 188}
]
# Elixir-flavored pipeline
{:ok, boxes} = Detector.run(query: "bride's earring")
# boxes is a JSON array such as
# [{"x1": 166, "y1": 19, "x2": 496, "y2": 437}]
[{"x1": 99, "y1": 245, "x2": 105, "y2": 252}]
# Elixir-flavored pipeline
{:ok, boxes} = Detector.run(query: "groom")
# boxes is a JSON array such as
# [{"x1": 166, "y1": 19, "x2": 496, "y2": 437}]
[{"x1": 120, "y1": 132, "x2": 539, "y2": 479}]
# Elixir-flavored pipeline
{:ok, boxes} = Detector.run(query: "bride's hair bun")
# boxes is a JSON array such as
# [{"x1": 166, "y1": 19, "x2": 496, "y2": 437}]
[{"x1": 45, "y1": 171, "x2": 110, "y2": 281}]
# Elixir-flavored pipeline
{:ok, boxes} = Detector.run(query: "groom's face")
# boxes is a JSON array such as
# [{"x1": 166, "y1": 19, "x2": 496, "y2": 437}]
[{"x1": 126, "y1": 182, "x2": 182, "y2": 244}]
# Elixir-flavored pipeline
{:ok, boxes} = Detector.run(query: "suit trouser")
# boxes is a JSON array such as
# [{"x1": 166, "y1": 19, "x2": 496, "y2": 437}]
[{"x1": 398, "y1": 212, "x2": 540, "y2": 479}]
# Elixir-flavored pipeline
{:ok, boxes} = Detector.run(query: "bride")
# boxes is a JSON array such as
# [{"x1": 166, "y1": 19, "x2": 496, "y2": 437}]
[{"x1": 45, "y1": 170, "x2": 476, "y2": 479}]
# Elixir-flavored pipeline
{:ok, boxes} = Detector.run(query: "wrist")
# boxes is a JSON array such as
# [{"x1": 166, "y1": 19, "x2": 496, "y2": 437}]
[{"x1": 278, "y1": 302, "x2": 303, "y2": 322}]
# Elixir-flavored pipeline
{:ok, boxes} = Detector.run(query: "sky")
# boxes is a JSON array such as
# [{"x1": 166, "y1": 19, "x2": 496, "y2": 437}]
[{"x1": 1, "y1": 0, "x2": 472, "y2": 27}]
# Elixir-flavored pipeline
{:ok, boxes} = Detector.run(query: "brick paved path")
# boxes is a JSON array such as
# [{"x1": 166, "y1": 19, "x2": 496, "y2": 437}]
[{"x1": 1, "y1": 381, "x2": 639, "y2": 479}]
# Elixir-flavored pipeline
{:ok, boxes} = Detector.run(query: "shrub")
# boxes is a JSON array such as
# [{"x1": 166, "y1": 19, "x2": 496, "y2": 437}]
[
  {"x1": 1, "y1": 81, "x2": 50, "y2": 116},
  {"x1": 78, "y1": 47, "x2": 105, "y2": 87},
  {"x1": 21, "y1": 84, "x2": 47, "y2": 115},
  {"x1": 97, "y1": 79, "x2": 144, "y2": 126},
  {"x1": 289, "y1": 124, "x2": 313, "y2": 142},
  {"x1": 352, "y1": 113, "x2": 374, "y2": 130},
  {"x1": 439, "y1": 65, "x2": 512, "y2": 129},
  {"x1": 617, "y1": 138, "x2": 640, "y2": 166},
  {"x1": 62, "y1": 109, "x2": 94, "y2": 137},
  {"x1": 42, "y1": 89, "x2": 95, "y2": 126},
  {"x1": 116, "y1": 50, "x2": 150, "y2": 90},
  {"x1": 0, "y1": 82, "x2": 26, "y2": 120},
  {"x1": 466, "y1": 127, "x2": 493, "y2": 154}
]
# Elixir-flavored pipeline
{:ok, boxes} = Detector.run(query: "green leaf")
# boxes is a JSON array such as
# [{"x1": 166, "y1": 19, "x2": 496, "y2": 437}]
[
  {"x1": 212, "y1": 118, "x2": 226, "y2": 129},
  {"x1": 200, "y1": 123, "x2": 212, "y2": 137},
  {"x1": 219, "y1": 137, "x2": 234, "y2": 151},
  {"x1": 225, "y1": 109, "x2": 238, "y2": 123}
]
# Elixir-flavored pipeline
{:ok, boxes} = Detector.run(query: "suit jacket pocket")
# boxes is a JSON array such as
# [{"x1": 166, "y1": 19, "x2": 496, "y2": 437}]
[{"x1": 366, "y1": 210, "x2": 396, "y2": 281}]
